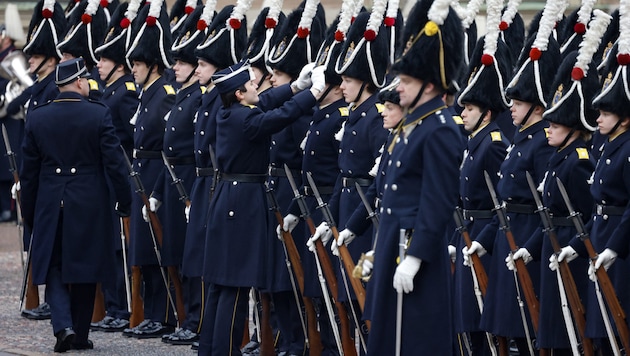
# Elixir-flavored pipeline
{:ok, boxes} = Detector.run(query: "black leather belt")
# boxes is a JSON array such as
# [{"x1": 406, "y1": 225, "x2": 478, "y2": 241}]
[
  {"x1": 165, "y1": 156, "x2": 195, "y2": 165},
  {"x1": 505, "y1": 202, "x2": 537, "y2": 214},
  {"x1": 220, "y1": 173, "x2": 266, "y2": 183},
  {"x1": 550, "y1": 216, "x2": 574, "y2": 227},
  {"x1": 341, "y1": 177, "x2": 373, "y2": 188},
  {"x1": 595, "y1": 204, "x2": 626, "y2": 216},
  {"x1": 462, "y1": 209, "x2": 494, "y2": 220},
  {"x1": 268, "y1": 166, "x2": 301, "y2": 178},
  {"x1": 133, "y1": 149, "x2": 162, "y2": 160},
  {"x1": 304, "y1": 185, "x2": 334, "y2": 196},
  {"x1": 196, "y1": 167, "x2": 215, "y2": 177}
]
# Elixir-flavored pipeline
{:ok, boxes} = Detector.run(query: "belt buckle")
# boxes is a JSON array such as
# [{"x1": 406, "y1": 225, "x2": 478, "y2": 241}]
[
  {"x1": 342, "y1": 177, "x2": 349, "y2": 187},
  {"x1": 132, "y1": 149, "x2": 138, "y2": 159},
  {"x1": 596, "y1": 204, "x2": 603, "y2": 215},
  {"x1": 195, "y1": 167, "x2": 201, "y2": 176}
]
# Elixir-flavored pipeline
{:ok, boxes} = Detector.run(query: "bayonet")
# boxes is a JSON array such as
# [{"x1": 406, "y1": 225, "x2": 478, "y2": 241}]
[
  {"x1": 354, "y1": 182, "x2": 379, "y2": 231},
  {"x1": 161, "y1": 151, "x2": 191, "y2": 207},
  {"x1": 208, "y1": 144, "x2": 219, "y2": 199}
]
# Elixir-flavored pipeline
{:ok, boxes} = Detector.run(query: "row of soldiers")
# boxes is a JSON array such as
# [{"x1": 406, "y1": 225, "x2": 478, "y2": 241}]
[{"x1": 3, "y1": 0, "x2": 630, "y2": 352}]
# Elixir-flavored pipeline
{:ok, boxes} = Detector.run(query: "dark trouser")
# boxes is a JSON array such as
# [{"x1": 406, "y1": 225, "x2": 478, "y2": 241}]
[
  {"x1": 102, "y1": 249, "x2": 130, "y2": 320},
  {"x1": 314, "y1": 297, "x2": 341, "y2": 356},
  {"x1": 45, "y1": 215, "x2": 96, "y2": 344},
  {"x1": 198, "y1": 284, "x2": 249, "y2": 356},
  {"x1": 181, "y1": 275, "x2": 205, "y2": 333},
  {"x1": 141, "y1": 264, "x2": 176, "y2": 325},
  {"x1": 273, "y1": 291, "x2": 306, "y2": 354}
]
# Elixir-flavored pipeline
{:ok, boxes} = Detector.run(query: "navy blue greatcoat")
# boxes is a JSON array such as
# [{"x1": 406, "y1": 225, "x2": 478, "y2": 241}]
[
  {"x1": 522, "y1": 138, "x2": 594, "y2": 348},
  {"x1": 366, "y1": 96, "x2": 464, "y2": 354},
  {"x1": 101, "y1": 74, "x2": 138, "y2": 157},
  {"x1": 20, "y1": 91, "x2": 131, "y2": 285},
  {"x1": 476, "y1": 120, "x2": 554, "y2": 337},
  {"x1": 452, "y1": 122, "x2": 508, "y2": 334}
]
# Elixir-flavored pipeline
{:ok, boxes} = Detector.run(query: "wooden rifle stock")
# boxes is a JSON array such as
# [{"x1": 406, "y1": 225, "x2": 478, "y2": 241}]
[
  {"x1": 330, "y1": 225, "x2": 366, "y2": 312},
  {"x1": 260, "y1": 292, "x2": 274, "y2": 356},
  {"x1": 24, "y1": 267, "x2": 39, "y2": 310},
  {"x1": 454, "y1": 209, "x2": 489, "y2": 296},
  {"x1": 92, "y1": 284, "x2": 106, "y2": 322},
  {"x1": 122, "y1": 216, "x2": 144, "y2": 327}
]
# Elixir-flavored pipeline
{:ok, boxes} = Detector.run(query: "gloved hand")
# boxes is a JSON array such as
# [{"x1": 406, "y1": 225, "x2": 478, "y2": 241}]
[
  {"x1": 291, "y1": 63, "x2": 316, "y2": 92},
  {"x1": 549, "y1": 245, "x2": 578, "y2": 271},
  {"x1": 393, "y1": 255, "x2": 422, "y2": 294},
  {"x1": 276, "y1": 214, "x2": 299, "y2": 241},
  {"x1": 10, "y1": 181, "x2": 20, "y2": 200},
  {"x1": 506, "y1": 248, "x2": 532, "y2": 271},
  {"x1": 462, "y1": 241, "x2": 487, "y2": 267},
  {"x1": 142, "y1": 197, "x2": 161, "y2": 222},
  {"x1": 448, "y1": 245, "x2": 456, "y2": 264},
  {"x1": 588, "y1": 248, "x2": 618, "y2": 281},
  {"x1": 310, "y1": 65, "x2": 326, "y2": 93},
  {"x1": 332, "y1": 229, "x2": 355, "y2": 256},
  {"x1": 185, "y1": 205, "x2": 191, "y2": 223},
  {"x1": 306, "y1": 222, "x2": 332, "y2": 251},
  {"x1": 115, "y1": 202, "x2": 131, "y2": 217},
  {"x1": 361, "y1": 250, "x2": 375, "y2": 278}
]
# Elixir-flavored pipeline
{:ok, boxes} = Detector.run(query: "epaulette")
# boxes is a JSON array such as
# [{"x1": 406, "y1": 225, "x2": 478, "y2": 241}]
[
  {"x1": 164, "y1": 85, "x2": 176, "y2": 95},
  {"x1": 339, "y1": 107, "x2": 349, "y2": 116},
  {"x1": 375, "y1": 103, "x2": 384, "y2": 113},
  {"x1": 88, "y1": 79, "x2": 100, "y2": 91},
  {"x1": 452, "y1": 115, "x2": 463, "y2": 125},
  {"x1": 201, "y1": 86, "x2": 207, "y2": 94},
  {"x1": 544, "y1": 128, "x2": 550, "y2": 138},
  {"x1": 575, "y1": 147, "x2": 589, "y2": 160},
  {"x1": 490, "y1": 131, "x2": 502, "y2": 142},
  {"x1": 125, "y1": 82, "x2": 137, "y2": 91}
]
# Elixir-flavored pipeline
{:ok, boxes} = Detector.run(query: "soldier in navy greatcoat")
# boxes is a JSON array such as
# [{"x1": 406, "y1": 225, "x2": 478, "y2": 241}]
[
  {"x1": 197, "y1": 59, "x2": 325, "y2": 356},
  {"x1": 451, "y1": 18, "x2": 513, "y2": 353},
  {"x1": 122, "y1": 1, "x2": 177, "y2": 338},
  {"x1": 19, "y1": 58, "x2": 132, "y2": 353},
  {"x1": 465, "y1": 10, "x2": 561, "y2": 354}
]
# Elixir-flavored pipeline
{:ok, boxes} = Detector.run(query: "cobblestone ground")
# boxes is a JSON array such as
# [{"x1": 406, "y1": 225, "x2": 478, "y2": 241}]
[{"x1": 0, "y1": 221, "x2": 197, "y2": 356}]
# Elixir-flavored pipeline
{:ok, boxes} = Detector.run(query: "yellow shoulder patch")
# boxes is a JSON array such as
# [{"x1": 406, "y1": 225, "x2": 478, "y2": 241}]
[
  {"x1": 200, "y1": 86, "x2": 207, "y2": 94},
  {"x1": 88, "y1": 79, "x2": 100, "y2": 91},
  {"x1": 125, "y1": 82, "x2": 136, "y2": 91},
  {"x1": 452, "y1": 115, "x2": 463, "y2": 125},
  {"x1": 338, "y1": 107, "x2": 349, "y2": 116},
  {"x1": 576, "y1": 147, "x2": 589, "y2": 160},
  {"x1": 544, "y1": 128, "x2": 550, "y2": 138},
  {"x1": 490, "y1": 131, "x2": 502, "y2": 142},
  {"x1": 163, "y1": 85, "x2": 176, "y2": 95},
  {"x1": 375, "y1": 103, "x2": 384, "y2": 113}
]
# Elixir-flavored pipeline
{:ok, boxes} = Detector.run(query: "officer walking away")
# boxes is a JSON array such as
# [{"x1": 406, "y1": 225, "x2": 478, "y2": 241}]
[{"x1": 19, "y1": 58, "x2": 132, "y2": 353}]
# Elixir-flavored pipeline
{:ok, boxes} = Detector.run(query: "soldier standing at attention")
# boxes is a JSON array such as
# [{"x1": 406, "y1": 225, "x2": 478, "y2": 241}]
[{"x1": 19, "y1": 58, "x2": 132, "y2": 353}]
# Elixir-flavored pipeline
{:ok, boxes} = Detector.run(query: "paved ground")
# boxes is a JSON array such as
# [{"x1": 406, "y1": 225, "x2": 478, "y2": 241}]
[{"x1": 0, "y1": 221, "x2": 197, "y2": 356}]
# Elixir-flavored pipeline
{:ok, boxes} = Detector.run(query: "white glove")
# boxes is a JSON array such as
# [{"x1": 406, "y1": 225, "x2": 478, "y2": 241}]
[
  {"x1": 362, "y1": 250, "x2": 374, "y2": 278},
  {"x1": 462, "y1": 241, "x2": 487, "y2": 267},
  {"x1": 185, "y1": 205, "x2": 191, "y2": 223},
  {"x1": 588, "y1": 248, "x2": 618, "y2": 281},
  {"x1": 11, "y1": 181, "x2": 20, "y2": 200},
  {"x1": 306, "y1": 222, "x2": 332, "y2": 251},
  {"x1": 332, "y1": 229, "x2": 355, "y2": 256},
  {"x1": 310, "y1": 65, "x2": 326, "y2": 93},
  {"x1": 291, "y1": 63, "x2": 315, "y2": 91},
  {"x1": 142, "y1": 197, "x2": 161, "y2": 222},
  {"x1": 448, "y1": 245, "x2": 456, "y2": 264},
  {"x1": 550, "y1": 245, "x2": 578, "y2": 271},
  {"x1": 393, "y1": 255, "x2": 422, "y2": 294},
  {"x1": 506, "y1": 248, "x2": 532, "y2": 271},
  {"x1": 276, "y1": 214, "x2": 299, "y2": 241}
]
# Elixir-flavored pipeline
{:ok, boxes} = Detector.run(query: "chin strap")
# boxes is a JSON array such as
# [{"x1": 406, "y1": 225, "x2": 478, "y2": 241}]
[
  {"x1": 608, "y1": 118, "x2": 623, "y2": 137},
  {"x1": 33, "y1": 56, "x2": 51, "y2": 78},
  {"x1": 469, "y1": 109, "x2": 488, "y2": 133},
  {"x1": 142, "y1": 63, "x2": 157, "y2": 87},
  {"x1": 408, "y1": 82, "x2": 428, "y2": 111},
  {"x1": 184, "y1": 64, "x2": 198, "y2": 84},
  {"x1": 558, "y1": 128, "x2": 576, "y2": 150},
  {"x1": 352, "y1": 82, "x2": 368, "y2": 104},
  {"x1": 104, "y1": 64, "x2": 121, "y2": 84},
  {"x1": 316, "y1": 85, "x2": 334, "y2": 104},
  {"x1": 520, "y1": 103, "x2": 537, "y2": 127}
]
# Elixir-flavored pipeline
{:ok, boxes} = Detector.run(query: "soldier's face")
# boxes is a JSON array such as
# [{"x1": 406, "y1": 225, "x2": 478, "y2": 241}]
[
  {"x1": 131, "y1": 61, "x2": 150, "y2": 85},
  {"x1": 510, "y1": 99, "x2": 532, "y2": 126},
  {"x1": 546, "y1": 122, "x2": 572, "y2": 147},
  {"x1": 196, "y1": 59, "x2": 217, "y2": 85},
  {"x1": 28, "y1": 55, "x2": 48, "y2": 75},
  {"x1": 596, "y1": 110, "x2": 627, "y2": 135},
  {"x1": 396, "y1": 74, "x2": 424, "y2": 109},
  {"x1": 340, "y1": 76, "x2": 362, "y2": 104},
  {"x1": 239, "y1": 80, "x2": 259, "y2": 105},
  {"x1": 97, "y1": 57, "x2": 117, "y2": 82},
  {"x1": 173, "y1": 60, "x2": 196, "y2": 84},
  {"x1": 461, "y1": 103, "x2": 484, "y2": 132},
  {"x1": 270, "y1": 69, "x2": 291, "y2": 87},
  {"x1": 382, "y1": 101, "x2": 403, "y2": 129}
]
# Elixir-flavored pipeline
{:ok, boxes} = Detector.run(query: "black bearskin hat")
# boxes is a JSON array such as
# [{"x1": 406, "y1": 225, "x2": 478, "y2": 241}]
[
  {"x1": 57, "y1": 0, "x2": 108, "y2": 67},
  {"x1": 194, "y1": 5, "x2": 248, "y2": 71},
  {"x1": 126, "y1": 0, "x2": 173, "y2": 68},
  {"x1": 171, "y1": 5, "x2": 204, "y2": 65},
  {"x1": 24, "y1": 0, "x2": 68, "y2": 59}
]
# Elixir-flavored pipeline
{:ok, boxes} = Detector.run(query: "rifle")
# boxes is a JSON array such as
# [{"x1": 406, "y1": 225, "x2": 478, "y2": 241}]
[
  {"x1": 556, "y1": 177, "x2": 630, "y2": 353},
  {"x1": 305, "y1": 172, "x2": 366, "y2": 312},
  {"x1": 266, "y1": 184, "x2": 322, "y2": 355},
  {"x1": 122, "y1": 147, "x2": 186, "y2": 326},
  {"x1": 352, "y1": 183, "x2": 378, "y2": 282},
  {"x1": 121, "y1": 215, "x2": 145, "y2": 327},
  {"x1": 285, "y1": 165, "x2": 357, "y2": 356},
  {"x1": 208, "y1": 144, "x2": 219, "y2": 201},
  {"x1": 259, "y1": 292, "x2": 275, "y2": 356},
  {"x1": 161, "y1": 152, "x2": 191, "y2": 207},
  {"x1": 525, "y1": 172, "x2": 593, "y2": 355},
  {"x1": 92, "y1": 284, "x2": 106, "y2": 322}
]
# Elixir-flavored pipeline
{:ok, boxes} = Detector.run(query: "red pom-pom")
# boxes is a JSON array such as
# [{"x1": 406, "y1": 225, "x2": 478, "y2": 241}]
[
  {"x1": 334, "y1": 30, "x2": 345, "y2": 42},
  {"x1": 146, "y1": 16, "x2": 157, "y2": 26},
  {"x1": 81, "y1": 13, "x2": 92, "y2": 24},
  {"x1": 265, "y1": 18, "x2": 277, "y2": 29},
  {"x1": 574, "y1": 22, "x2": 586, "y2": 34},
  {"x1": 229, "y1": 18, "x2": 241, "y2": 29},
  {"x1": 384, "y1": 17, "x2": 395, "y2": 27},
  {"x1": 197, "y1": 19, "x2": 207, "y2": 31},
  {"x1": 100, "y1": 0, "x2": 109, "y2": 7},
  {"x1": 120, "y1": 17, "x2": 131, "y2": 28},
  {"x1": 297, "y1": 27, "x2": 309, "y2": 39},
  {"x1": 499, "y1": 21, "x2": 508, "y2": 31},
  {"x1": 42, "y1": 8, "x2": 53, "y2": 18},
  {"x1": 364, "y1": 29, "x2": 376, "y2": 41},
  {"x1": 618, "y1": 53, "x2": 630, "y2": 66},
  {"x1": 571, "y1": 67, "x2": 584, "y2": 80},
  {"x1": 481, "y1": 54, "x2": 494, "y2": 66},
  {"x1": 185, "y1": 6, "x2": 194, "y2": 15},
  {"x1": 529, "y1": 47, "x2": 542, "y2": 61},
  {"x1": 351, "y1": 16, "x2": 356, "y2": 24}
]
